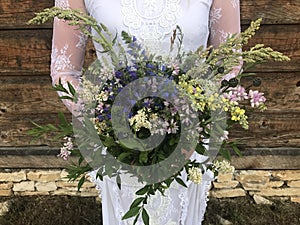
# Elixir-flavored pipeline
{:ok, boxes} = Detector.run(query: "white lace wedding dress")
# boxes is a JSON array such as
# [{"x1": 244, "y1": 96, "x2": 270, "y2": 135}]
[{"x1": 51, "y1": 0, "x2": 241, "y2": 224}]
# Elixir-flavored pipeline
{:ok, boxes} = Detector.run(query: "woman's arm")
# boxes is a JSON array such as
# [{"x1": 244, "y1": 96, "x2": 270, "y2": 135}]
[
  {"x1": 51, "y1": 0, "x2": 88, "y2": 112},
  {"x1": 209, "y1": 0, "x2": 241, "y2": 80}
]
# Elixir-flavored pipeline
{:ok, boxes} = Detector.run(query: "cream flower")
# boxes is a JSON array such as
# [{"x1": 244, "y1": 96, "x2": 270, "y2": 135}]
[
  {"x1": 214, "y1": 160, "x2": 235, "y2": 174},
  {"x1": 188, "y1": 167, "x2": 202, "y2": 184}
]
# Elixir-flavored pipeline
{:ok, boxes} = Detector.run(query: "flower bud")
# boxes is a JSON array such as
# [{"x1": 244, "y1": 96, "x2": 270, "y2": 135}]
[
  {"x1": 252, "y1": 77, "x2": 262, "y2": 87},
  {"x1": 228, "y1": 78, "x2": 239, "y2": 87},
  {"x1": 221, "y1": 79, "x2": 229, "y2": 87},
  {"x1": 217, "y1": 67, "x2": 225, "y2": 74}
]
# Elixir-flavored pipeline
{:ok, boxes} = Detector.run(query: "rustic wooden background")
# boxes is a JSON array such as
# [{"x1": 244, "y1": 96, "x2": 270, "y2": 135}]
[{"x1": 0, "y1": 0, "x2": 299, "y2": 169}]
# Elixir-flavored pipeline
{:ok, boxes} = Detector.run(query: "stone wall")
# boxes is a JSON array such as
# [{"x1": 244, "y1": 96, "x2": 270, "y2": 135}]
[
  {"x1": 211, "y1": 169, "x2": 300, "y2": 203},
  {"x1": 0, "y1": 169, "x2": 99, "y2": 198},
  {"x1": 0, "y1": 169, "x2": 299, "y2": 203}
]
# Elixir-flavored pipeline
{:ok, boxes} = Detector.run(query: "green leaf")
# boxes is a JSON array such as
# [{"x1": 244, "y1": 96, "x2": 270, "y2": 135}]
[
  {"x1": 139, "y1": 151, "x2": 148, "y2": 164},
  {"x1": 136, "y1": 186, "x2": 149, "y2": 195},
  {"x1": 117, "y1": 152, "x2": 131, "y2": 162},
  {"x1": 112, "y1": 33, "x2": 118, "y2": 46},
  {"x1": 129, "y1": 197, "x2": 144, "y2": 209},
  {"x1": 142, "y1": 208, "x2": 150, "y2": 225},
  {"x1": 220, "y1": 148, "x2": 231, "y2": 161},
  {"x1": 116, "y1": 173, "x2": 121, "y2": 190},
  {"x1": 232, "y1": 144, "x2": 242, "y2": 157},
  {"x1": 77, "y1": 176, "x2": 85, "y2": 191},
  {"x1": 175, "y1": 177, "x2": 188, "y2": 188},
  {"x1": 122, "y1": 207, "x2": 140, "y2": 220},
  {"x1": 133, "y1": 215, "x2": 139, "y2": 225},
  {"x1": 121, "y1": 31, "x2": 132, "y2": 44},
  {"x1": 168, "y1": 138, "x2": 177, "y2": 146},
  {"x1": 67, "y1": 81, "x2": 76, "y2": 97},
  {"x1": 59, "y1": 96, "x2": 74, "y2": 101},
  {"x1": 78, "y1": 156, "x2": 84, "y2": 165},
  {"x1": 58, "y1": 112, "x2": 69, "y2": 127},
  {"x1": 103, "y1": 136, "x2": 116, "y2": 147}
]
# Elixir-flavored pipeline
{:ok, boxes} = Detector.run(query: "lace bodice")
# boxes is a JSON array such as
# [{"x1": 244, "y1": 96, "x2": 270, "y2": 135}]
[{"x1": 51, "y1": 0, "x2": 241, "y2": 111}]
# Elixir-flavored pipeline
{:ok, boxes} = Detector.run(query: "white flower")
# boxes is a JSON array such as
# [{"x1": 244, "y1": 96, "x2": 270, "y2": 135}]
[
  {"x1": 57, "y1": 137, "x2": 74, "y2": 160},
  {"x1": 214, "y1": 160, "x2": 235, "y2": 174},
  {"x1": 128, "y1": 108, "x2": 154, "y2": 131},
  {"x1": 188, "y1": 167, "x2": 202, "y2": 184}
]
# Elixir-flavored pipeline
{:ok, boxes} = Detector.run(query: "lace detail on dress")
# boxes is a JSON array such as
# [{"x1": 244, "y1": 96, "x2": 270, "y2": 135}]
[
  {"x1": 121, "y1": 0, "x2": 180, "y2": 52},
  {"x1": 145, "y1": 189, "x2": 175, "y2": 225},
  {"x1": 51, "y1": 44, "x2": 75, "y2": 76},
  {"x1": 76, "y1": 32, "x2": 88, "y2": 49},
  {"x1": 209, "y1": 7, "x2": 222, "y2": 39},
  {"x1": 230, "y1": 0, "x2": 239, "y2": 8},
  {"x1": 218, "y1": 30, "x2": 233, "y2": 43},
  {"x1": 199, "y1": 174, "x2": 213, "y2": 223},
  {"x1": 179, "y1": 184, "x2": 189, "y2": 225},
  {"x1": 88, "y1": 170, "x2": 103, "y2": 199},
  {"x1": 55, "y1": 0, "x2": 70, "y2": 9}
]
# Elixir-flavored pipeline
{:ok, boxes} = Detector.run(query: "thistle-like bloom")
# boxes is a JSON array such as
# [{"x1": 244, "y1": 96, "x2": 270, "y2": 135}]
[
  {"x1": 248, "y1": 90, "x2": 266, "y2": 107},
  {"x1": 188, "y1": 167, "x2": 202, "y2": 184}
]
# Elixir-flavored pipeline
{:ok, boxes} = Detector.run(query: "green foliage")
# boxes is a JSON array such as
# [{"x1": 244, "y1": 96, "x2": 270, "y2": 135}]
[{"x1": 27, "y1": 7, "x2": 291, "y2": 225}]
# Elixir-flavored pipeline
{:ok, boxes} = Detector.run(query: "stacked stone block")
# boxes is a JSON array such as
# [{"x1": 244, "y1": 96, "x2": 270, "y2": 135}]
[{"x1": 0, "y1": 169, "x2": 299, "y2": 203}]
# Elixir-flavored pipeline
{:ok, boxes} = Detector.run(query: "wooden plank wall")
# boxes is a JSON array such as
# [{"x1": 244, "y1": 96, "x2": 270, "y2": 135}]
[{"x1": 0, "y1": 0, "x2": 299, "y2": 169}]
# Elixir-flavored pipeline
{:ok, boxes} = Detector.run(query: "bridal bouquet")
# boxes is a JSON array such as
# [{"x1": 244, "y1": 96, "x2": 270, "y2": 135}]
[{"x1": 28, "y1": 7, "x2": 289, "y2": 225}]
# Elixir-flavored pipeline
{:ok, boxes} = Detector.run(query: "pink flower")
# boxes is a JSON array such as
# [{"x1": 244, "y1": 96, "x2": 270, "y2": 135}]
[
  {"x1": 223, "y1": 85, "x2": 248, "y2": 102},
  {"x1": 57, "y1": 137, "x2": 73, "y2": 160},
  {"x1": 171, "y1": 63, "x2": 180, "y2": 75},
  {"x1": 234, "y1": 85, "x2": 248, "y2": 101},
  {"x1": 58, "y1": 147, "x2": 71, "y2": 161},
  {"x1": 248, "y1": 90, "x2": 266, "y2": 107}
]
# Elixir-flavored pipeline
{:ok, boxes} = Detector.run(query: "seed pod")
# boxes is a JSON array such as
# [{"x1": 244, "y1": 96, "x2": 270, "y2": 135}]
[
  {"x1": 253, "y1": 77, "x2": 262, "y2": 87},
  {"x1": 228, "y1": 78, "x2": 239, "y2": 87}
]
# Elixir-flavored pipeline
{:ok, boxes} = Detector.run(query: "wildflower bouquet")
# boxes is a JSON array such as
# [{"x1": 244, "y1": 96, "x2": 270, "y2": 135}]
[{"x1": 28, "y1": 7, "x2": 289, "y2": 225}]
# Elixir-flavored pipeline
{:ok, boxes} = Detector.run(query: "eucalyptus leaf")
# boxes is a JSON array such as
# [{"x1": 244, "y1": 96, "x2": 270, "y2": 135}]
[
  {"x1": 122, "y1": 207, "x2": 140, "y2": 220},
  {"x1": 129, "y1": 197, "x2": 145, "y2": 209},
  {"x1": 136, "y1": 186, "x2": 149, "y2": 195},
  {"x1": 142, "y1": 208, "x2": 150, "y2": 225}
]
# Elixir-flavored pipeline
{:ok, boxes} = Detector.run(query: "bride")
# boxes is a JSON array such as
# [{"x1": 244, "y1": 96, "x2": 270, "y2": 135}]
[{"x1": 51, "y1": 0, "x2": 241, "y2": 224}]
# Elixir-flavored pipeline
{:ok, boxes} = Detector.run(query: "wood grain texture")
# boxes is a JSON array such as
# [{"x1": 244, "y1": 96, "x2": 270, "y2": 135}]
[
  {"x1": 1, "y1": 0, "x2": 300, "y2": 29},
  {"x1": 230, "y1": 110, "x2": 300, "y2": 148},
  {"x1": 1, "y1": 25, "x2": 299, "y2": 76},
  {"x1": 0, "y1": 30, "x2": 96, "y2": 75},
  {"x1": 0, "y1": 155, "x2": 77, "y2": 169},
  {"x1": 0, "y1": 0, "x2": 54, "y2": 29},
  {"x1": 243, "y1": 24, "x2": 300, "y2": 72},
  {"x1": 231, "y1": 155, "x2": 300, "y2": 170},
  {"x1": 240, "y1": 0, "x2": 300, "y2": 24},
  {"x1": 0, "y1": 0, "x2": 300, "y2": 169}
]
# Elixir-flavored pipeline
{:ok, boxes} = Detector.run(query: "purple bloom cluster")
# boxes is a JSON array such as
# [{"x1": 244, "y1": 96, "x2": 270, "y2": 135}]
[{"x1": 223, "y1": 85, "x2": 266, "y2": 108}]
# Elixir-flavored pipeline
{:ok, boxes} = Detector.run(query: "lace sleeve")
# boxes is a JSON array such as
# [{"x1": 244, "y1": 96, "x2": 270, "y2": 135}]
[
  {"x1": 209, "y1": 0, "x2": 241, "y2": 80},
  {"x1": 51, "y1": 0, "x2": 88, "y2": 112}
]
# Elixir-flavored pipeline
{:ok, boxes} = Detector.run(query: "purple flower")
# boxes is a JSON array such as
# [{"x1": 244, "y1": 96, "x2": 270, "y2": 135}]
[
  {"x1": 115, "y1": 70, "x2": 123, "y2": 78},
  {"x1": 143, "y1": 98, "x2": 153, "y2": 107},
  {"x1": 248, "y1": 90, "x2": 266, "y2": 107},
  {"x1": 57, "y1": 137, "x2": 73, "y2": 160},
  {"x1": 223, "y1": 85, "x2": 248, "y2": 102},
  {"x1": 234, "y1": 85, "x2": 248, "y2": 100}
]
